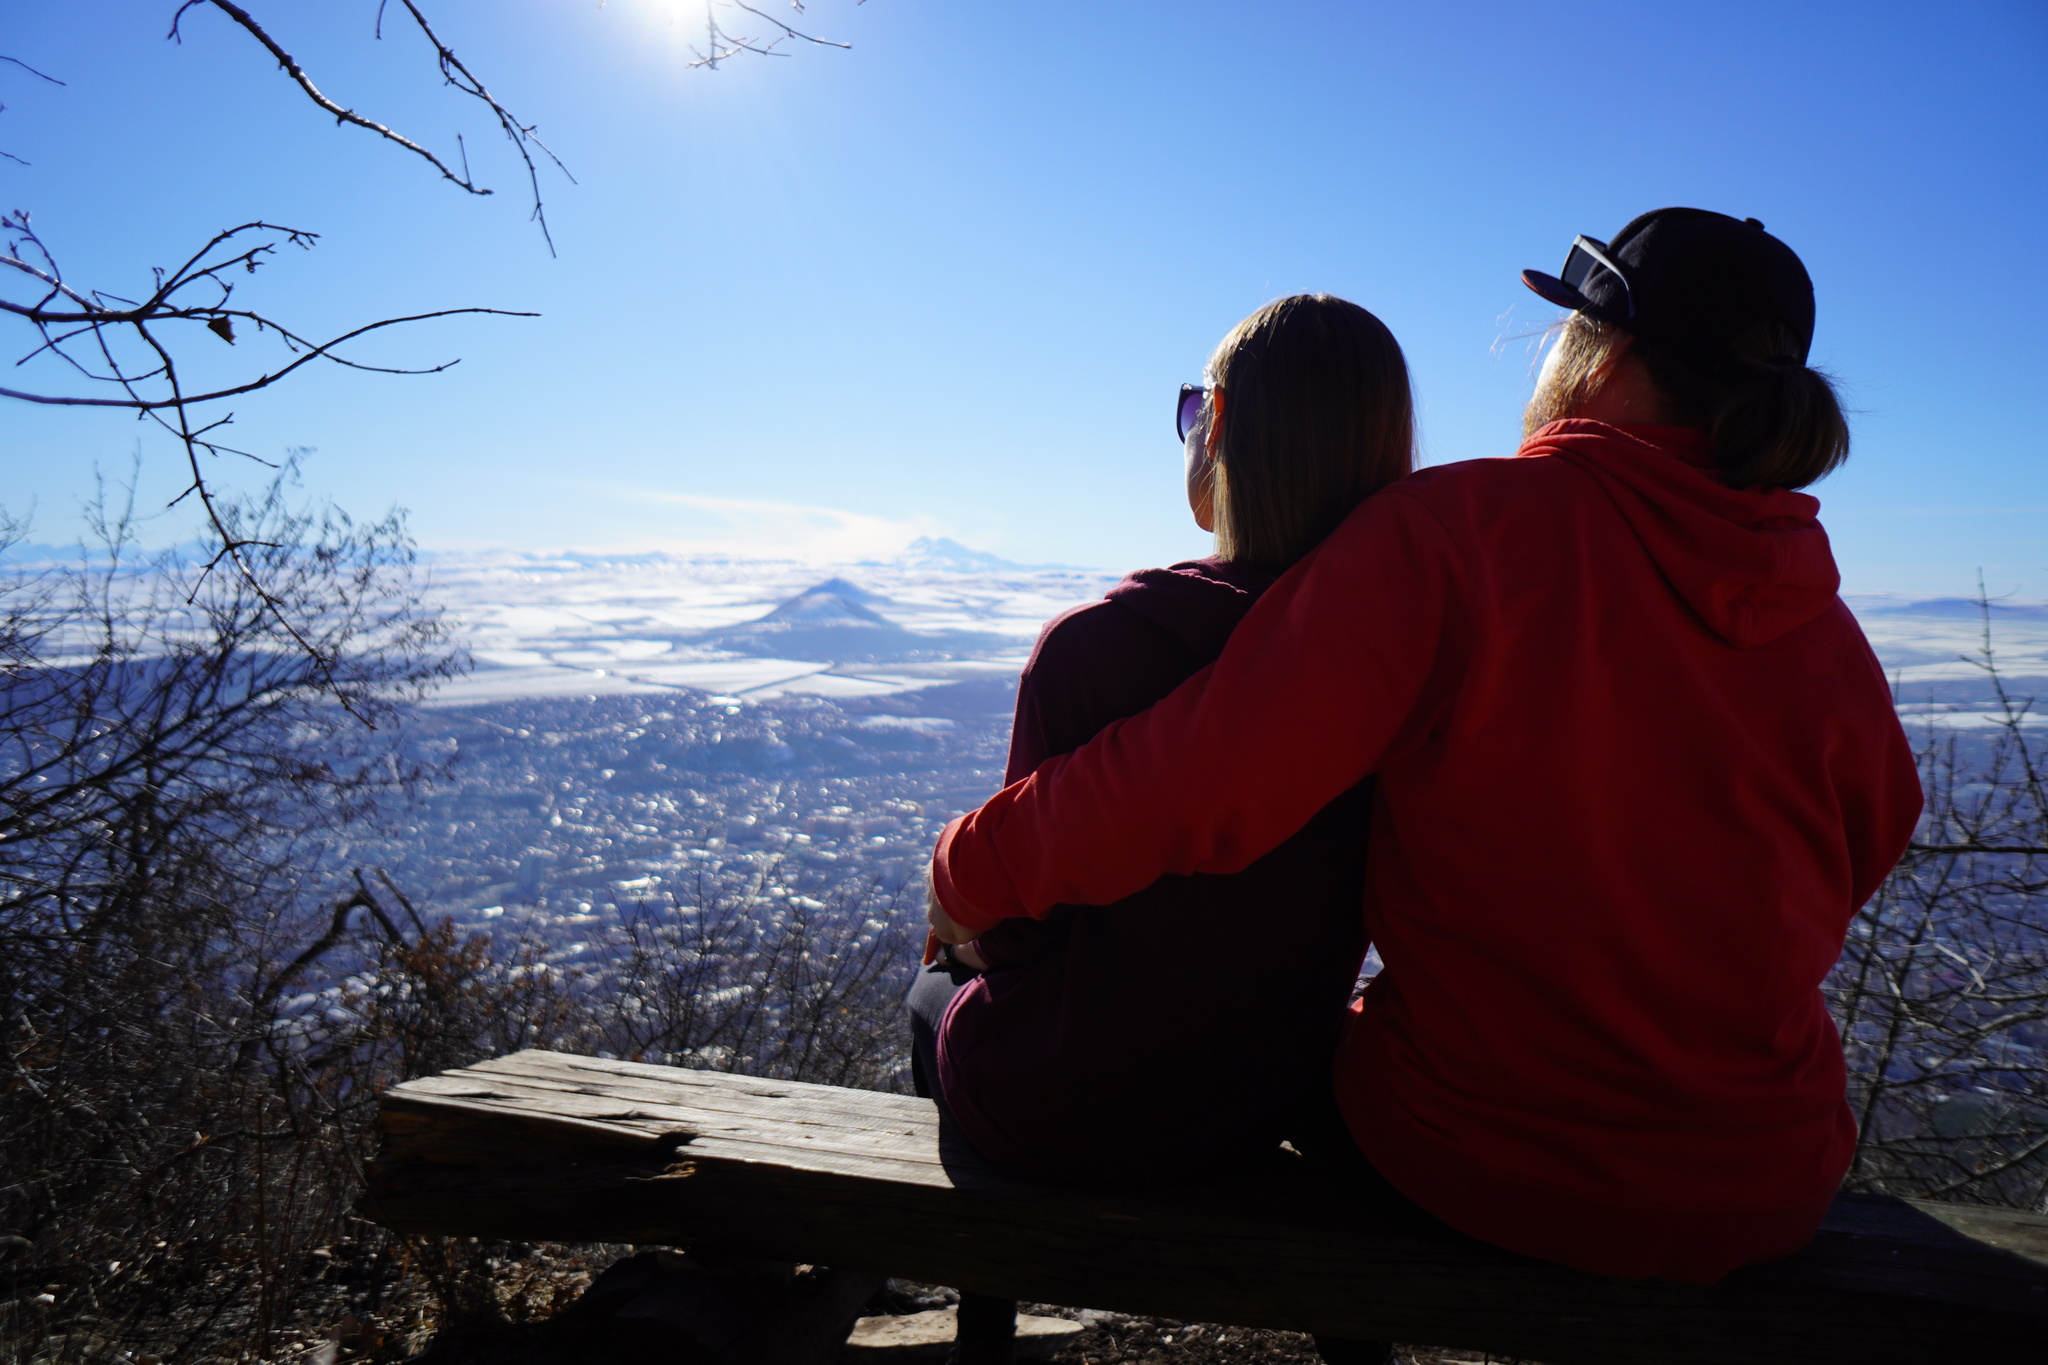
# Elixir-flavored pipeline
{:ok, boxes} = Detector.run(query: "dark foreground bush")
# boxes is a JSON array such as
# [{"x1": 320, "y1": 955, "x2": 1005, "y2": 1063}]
[
  {"x1": 0, "y1": 482, "x2": 456, "y2": 1363},
  {"x1": 1828, "y1": 600, "x2": 2048, "y2": 1210}
]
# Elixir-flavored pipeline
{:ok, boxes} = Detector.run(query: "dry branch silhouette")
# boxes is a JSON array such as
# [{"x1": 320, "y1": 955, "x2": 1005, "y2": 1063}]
[
  {"x1": 1830, "y1": 588, "x2": 2048, "y2": 1208},
  {"x1": 170, "y1": 0, "x2": 574, "y2": 252},
  {"x1": 0, "y1": 212, "x2": 531, "y2": 715}
]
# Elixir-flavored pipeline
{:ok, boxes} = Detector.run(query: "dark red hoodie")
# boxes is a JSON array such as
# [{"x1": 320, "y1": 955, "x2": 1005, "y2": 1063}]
[
  {"x1": 937, "y1": 558, "x2": 1371, "y2": 1184},
  {"x1": 934, "y1": 422, "x2": 1922, "y2": 1283}
]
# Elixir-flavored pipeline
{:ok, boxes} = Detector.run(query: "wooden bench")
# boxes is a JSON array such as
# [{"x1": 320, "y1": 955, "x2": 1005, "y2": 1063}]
[{"x1": 360, "y1": 1049, "x2": 2048, "y2": 1364}]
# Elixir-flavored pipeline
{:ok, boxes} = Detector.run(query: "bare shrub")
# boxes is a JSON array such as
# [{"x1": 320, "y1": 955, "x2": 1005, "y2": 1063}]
[
  {"x1": 0, "y1": 476, "x2": 476, "y2": 1363},
  {"x1": 0, "y1": 882, "x2": 594, "y2": 1362},
  {"x1": 1830, "y1": 597, "x2": 2048, "y2": 1210},
  {"x1": 272, "y1": 906, "x2": 600, "y2": 1354},
  {"x1": 595, "y1": 862, "x2": 920, "y2": 1093},
  {"x1": 0, "y1": 480, "x2": 923, "y2": 1359},
  {"x1": 0, "y1": 478, "x2": 923, "y2": 1358}
]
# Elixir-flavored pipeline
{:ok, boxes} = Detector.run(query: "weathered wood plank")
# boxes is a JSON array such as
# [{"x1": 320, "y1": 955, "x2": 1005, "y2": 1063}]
[
  {"x1": 361, "y1": 1051, "x2": 2048, "y2": 1365},
  {"x1": 474, "y1": 1051, "x2": 932, "y2": 1121},
  {"x1": 389, "y1": 1073, "x2": 942, "y2": 1171},
  {"x1": 414, "y1": 1069, "x2": 939, "y2": 1151},
  {"x1": 425, "y1": 1057, "x2": 933, "y2": 1133}
]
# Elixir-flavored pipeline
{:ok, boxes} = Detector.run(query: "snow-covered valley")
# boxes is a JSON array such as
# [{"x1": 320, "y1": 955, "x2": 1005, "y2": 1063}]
[{"x1": 334, "y1": 542, "x2": 2048, "y2": 952}]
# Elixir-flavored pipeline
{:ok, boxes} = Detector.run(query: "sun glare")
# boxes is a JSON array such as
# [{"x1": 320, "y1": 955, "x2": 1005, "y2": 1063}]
[{"x1": 612, "y1": 0, "x2": 853, "y2": 71}]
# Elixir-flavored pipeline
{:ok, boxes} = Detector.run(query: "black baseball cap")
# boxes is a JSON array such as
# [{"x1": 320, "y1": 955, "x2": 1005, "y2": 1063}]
[{"x1": 1522, "y1": 208, "x2": 1816, "y2": 366}]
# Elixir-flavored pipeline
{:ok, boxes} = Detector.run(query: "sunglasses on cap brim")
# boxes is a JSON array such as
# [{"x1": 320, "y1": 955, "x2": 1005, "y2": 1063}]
[{"x1": 1521, "y1": 234, "x2": 1637, "y2": 321}]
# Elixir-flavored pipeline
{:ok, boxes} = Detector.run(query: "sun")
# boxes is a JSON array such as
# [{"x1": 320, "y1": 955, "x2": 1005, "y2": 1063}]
[{"x1": 609, "y1": 0, "x2": 854, "y2": 70}]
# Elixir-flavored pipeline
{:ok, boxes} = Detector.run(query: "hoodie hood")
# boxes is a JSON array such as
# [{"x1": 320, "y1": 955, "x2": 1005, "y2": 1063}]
[
  {"x1": 1105, "y1": 557, "x2": 1278, "y2": 660},
  {"x1": 1519, "y1": 421, "x2": 1841, "y2": 648}
]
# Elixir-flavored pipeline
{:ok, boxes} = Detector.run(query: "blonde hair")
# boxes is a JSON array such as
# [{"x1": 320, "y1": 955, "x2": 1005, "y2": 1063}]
[{"x1": 1526, "y1": 312, "x2": 1850, "y2": 490}]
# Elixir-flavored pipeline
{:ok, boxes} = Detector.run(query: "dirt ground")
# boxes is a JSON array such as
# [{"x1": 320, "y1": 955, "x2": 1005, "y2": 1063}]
[
  {"x1": 1025, "y1": 1305, "x2": 1527, "y2": 1365},
  {"x1": 270, "y1": 1243, "x2": 1539, "y2": 1365},
  {"x1": 926, "y1": 1284, "x2": 1537, "y2": 1365}
]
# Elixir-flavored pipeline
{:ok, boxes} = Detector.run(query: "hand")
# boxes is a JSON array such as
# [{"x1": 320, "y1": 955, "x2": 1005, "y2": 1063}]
[
  {"x1": 920, "y1": 926, "x2": 988, "y2": 971},
  {"x1": 926, "y1": 873, "x2": 976, "y2": 945}
]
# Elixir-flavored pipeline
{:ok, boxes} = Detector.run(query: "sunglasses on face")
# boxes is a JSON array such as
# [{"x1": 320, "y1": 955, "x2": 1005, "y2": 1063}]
[
  {"x1": 1176, "y1": 383, "x2": 1210, "y2": 443},
  {"x1": 1560, "y1": 235, "x2": 1636, "y2": 319}
]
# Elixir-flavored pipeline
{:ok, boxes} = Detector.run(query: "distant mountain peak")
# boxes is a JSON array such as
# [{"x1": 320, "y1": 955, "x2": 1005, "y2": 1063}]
[
  {"x1": 761, "y1": 581, "x2": 892, "y2": 627},
  {"x1": 897, "y1": 537, "x2": 1020, "y2": 571},
  {"x1": 678, "y1": 572, "x2": 1011, "y2": 663},
  {"x1": 807, "y1": 576, "x2": 887, "y2": 605},
  {"x1": 1865, "y1": 597, "x2": 2048, "y2": 620}
]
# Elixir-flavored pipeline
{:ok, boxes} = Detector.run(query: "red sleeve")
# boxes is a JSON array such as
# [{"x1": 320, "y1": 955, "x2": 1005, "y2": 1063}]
[
  {"x1": 1840, "y1": 626, "x2": 1924, "y2": 911},
  {"x1": 978, "y1": 597, "x2": 1205, "y2": 967},
  {"x1": 934, "y1": 489, "x2": 1462, "y2": 933}
]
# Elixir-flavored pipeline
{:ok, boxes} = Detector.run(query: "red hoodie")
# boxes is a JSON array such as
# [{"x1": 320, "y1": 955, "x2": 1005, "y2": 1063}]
[{"x1": 933, "y1": 421, "x2": 1922, "y2": 1283}]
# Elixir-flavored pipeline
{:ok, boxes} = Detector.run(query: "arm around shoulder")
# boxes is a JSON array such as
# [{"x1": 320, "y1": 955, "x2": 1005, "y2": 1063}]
[{"x1": 934, "y1": 488, "x2": 1464, "y2": 932}]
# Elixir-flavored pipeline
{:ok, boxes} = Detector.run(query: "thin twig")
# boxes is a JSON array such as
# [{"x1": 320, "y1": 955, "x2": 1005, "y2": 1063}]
[
  {"x1": 0, "y1": 305, "x2": 536, "y2": 408},
  {"x1": 170, "y1": 1, "x2": 488, "y2": 197},
  {"x1": 690, "y1": 0, "x2": 855, "y2": 69},
  {"x1": 1909, "y1": 843, "x2": 2048, "y2": 855},
  {"x1": 385, "y1": 1, "x2": 575, "y2": 256},
  {"x1": 0, "y1": 55, "x2": 66, "y2": 85},
  {"x1": 1, "y1": 52, "x2": 66, "y2": 166},
  {"x1": 0, "y1": 212, "x2": 531, "y2": 719},
  {"x1": 171, "y1": 1, "x2": 572, "y2": 254},
  {"x1": 730, "y1": 1, "x2": 852, "y2": 49}
]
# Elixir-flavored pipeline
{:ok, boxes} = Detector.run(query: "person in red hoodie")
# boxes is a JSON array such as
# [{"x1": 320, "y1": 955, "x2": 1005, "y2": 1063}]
[{"x1": 927, "y1": 210, "x2": 1923, "y2": 1310}]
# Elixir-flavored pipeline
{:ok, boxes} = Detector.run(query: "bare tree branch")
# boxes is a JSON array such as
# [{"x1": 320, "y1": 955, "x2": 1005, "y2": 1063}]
[
  {"x1": 0, "y1": 300, "x2": 533, "y2": 409},
  {"x1": 170, "y1": 0, "x2": 573, "y2": 252},
  {"x1": 1911, "y1": 843, "x2": 2048, "y2": 856},
  {"x1": 691, "y1": 0, "x2": 855, "y2": 69},
  {"x1": 1, "y1": 212, "x2": 532, "y2": 716},
  {"x1": 170, "y1": 1, "x2": 478, "y2": 191},
  {"x1": 1832, "y1": 589, "x2": 2048, "y2": 1208},
  {"x1": 380, "y1": 1, "x2": 576, "y2": 255},
  {"x1": 732, "y1": 1, "x2": 853, "y2": 50},
  {"x1": 1, "y1": 53, "x2": 67, "y2": 166},
  {"x1": 0, "y1": 55, "x2": 65, "y2": 85}
]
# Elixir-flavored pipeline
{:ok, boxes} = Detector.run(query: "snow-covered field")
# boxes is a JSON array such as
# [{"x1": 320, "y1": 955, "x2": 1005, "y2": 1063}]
[
  {"x1": 1848, "y1": 596, "x2": 2048, "y2": 728},
  {"x1": 424, "y1": 538, "x2": 1118, "y2": 707}
]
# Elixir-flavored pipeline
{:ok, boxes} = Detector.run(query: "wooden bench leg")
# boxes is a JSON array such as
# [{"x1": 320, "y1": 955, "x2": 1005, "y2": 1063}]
[
  {"x1": 952, "y1": 1291, "x2": 1016, "y2": 1365},
  {"x1": 574, "y1": 1249, "x2": 882, "y2": 1364}
]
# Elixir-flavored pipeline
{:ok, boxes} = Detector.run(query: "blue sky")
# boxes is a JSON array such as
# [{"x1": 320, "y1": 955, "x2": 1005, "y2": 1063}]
[{"x1": 3, "y1": 1, "x2": 2044, "y2": 594}]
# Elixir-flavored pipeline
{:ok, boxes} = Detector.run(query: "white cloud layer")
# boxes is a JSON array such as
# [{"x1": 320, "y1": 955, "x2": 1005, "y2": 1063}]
[{"x1": 425, "y1": 481, "x2": 944, "y2": 563}]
